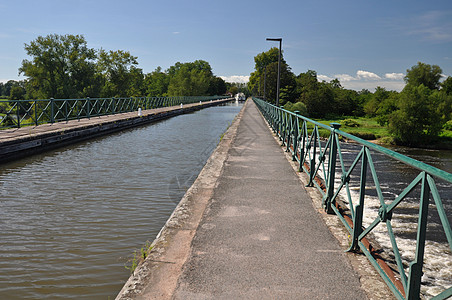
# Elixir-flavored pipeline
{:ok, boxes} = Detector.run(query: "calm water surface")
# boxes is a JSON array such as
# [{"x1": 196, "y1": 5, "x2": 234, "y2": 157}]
[{"x1": 0, "y1": 102, "x2": 242, "y2": 299}]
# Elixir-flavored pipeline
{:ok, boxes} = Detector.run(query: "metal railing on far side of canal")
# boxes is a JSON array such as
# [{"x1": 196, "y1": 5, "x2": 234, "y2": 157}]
[
  {"x1": 253, "y1": 97, "x2": 452, "y2": 300},
  {"x1": 0, "y1": 95, "x2": 229, "y2": 129}
]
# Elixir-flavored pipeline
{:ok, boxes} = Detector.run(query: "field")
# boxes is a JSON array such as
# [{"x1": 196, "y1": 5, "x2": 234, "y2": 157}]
[
  {"x1": 309, "y1": 116, "x2": 452, "y2": 149},
  {"x1": 310, "y1": 116, "x2": 390, "y2": 141}
]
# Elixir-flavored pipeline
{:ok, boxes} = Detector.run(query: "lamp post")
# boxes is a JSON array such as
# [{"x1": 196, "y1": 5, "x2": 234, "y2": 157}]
[{"x1": 266, "y1": 37, "x2": 282, "y2": 106}]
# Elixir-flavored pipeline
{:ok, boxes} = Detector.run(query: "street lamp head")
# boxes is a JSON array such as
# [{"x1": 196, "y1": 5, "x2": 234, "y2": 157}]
[{"x1": 266, "y1": 38, "x2": 282, "y2": 42}]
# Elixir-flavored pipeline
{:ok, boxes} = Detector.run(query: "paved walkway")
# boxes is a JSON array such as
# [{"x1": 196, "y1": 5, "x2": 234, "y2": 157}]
[
  {"x1": 116, "y1": 100, "x2": 369, "y2": 299},
  {"x1": 172, "y1": 101, "x2": 366, "y2": 299}
]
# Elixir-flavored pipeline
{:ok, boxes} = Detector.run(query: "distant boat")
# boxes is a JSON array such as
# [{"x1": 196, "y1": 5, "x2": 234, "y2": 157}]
[{"x1": 235, "y1": 93, "x2": 246, "y2": 102}]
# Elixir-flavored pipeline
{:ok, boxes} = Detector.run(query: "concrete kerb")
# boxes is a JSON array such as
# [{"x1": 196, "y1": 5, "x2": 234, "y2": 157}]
[
  {"x1": 255, "y1": 108, "x2": 396, "y2": 300},
  {"x1": 115, "y1": 100, "x2": 248, "y2": 300}
]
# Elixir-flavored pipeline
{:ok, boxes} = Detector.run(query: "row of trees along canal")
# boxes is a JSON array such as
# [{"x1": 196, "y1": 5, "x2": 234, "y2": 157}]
[
  {"x1": 0, "y1": 33, "x2": 248, "y2": 102},
  {"x1": 249, "y1": 47, "x2": 452, "y2": 147}
]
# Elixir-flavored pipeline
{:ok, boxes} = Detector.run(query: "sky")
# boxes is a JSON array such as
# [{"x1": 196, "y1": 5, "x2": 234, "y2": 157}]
[{"x1": 1, "y1": 0, "x2": 452, "y2": 92}]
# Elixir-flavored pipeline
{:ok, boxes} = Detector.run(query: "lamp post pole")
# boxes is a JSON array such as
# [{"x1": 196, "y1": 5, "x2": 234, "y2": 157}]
[
  {"x1": 266, "y1": 37, "x2": 282, "y2": 107},
  {"x1": 264, "y1": 65, "x2": 267, "y2": 101}
]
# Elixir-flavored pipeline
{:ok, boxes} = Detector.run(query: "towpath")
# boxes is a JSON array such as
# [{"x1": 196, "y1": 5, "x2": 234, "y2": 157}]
[{"x1": 117, "y1": 100, "x2": 381, "y2": 299}]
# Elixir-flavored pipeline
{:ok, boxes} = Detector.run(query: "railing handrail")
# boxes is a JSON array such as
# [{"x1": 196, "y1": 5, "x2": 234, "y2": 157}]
[
  {"x1": 253, "y1": 97, "x2": 452, "y2": 300},
  {"x1": 259, "y1": 99, "x2": 452, "y2": 183},
  {"x1": 0, "y1": 95, "x2": 230, "y2": 130}
]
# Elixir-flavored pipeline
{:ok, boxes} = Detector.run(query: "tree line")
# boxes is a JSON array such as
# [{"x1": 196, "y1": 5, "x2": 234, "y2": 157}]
[
  {"x1": 4, "y1": 34, "x2": 237, "y2": 101},
  {"x1": 249, "y1": 48, "x2": 452, "y2": 146}
]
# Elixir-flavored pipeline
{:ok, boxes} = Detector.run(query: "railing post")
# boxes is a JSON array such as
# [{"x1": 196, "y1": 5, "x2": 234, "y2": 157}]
[
  {"x1": 87, "y1": 97, "x2": 90, "y2": 119},
  {"x1": 65, "y1": 100, "x2": 68, "y2": 122},
  {"x1": 279, "y1": 109, "x2": 284, "y2": 141},
  {"x1": 406, "y1": 172, "x2": 430, "y2": 300},
  {"x1": 348, "y1": 147, "x2": 367, "y2": 251},
  {"x1": 292, "y1": 111, "x2": 300, "y2": 161},
  {"x1": 50, "y1": 98, "x2": 55, "y2": 124},
  {"x1": 16, "y1": 101, "x2": 21, "y2": 128},
  {"x1": 299, "y1": 121, "x2": 306, "y2": 172},
  {"x1": 323, "y1": 123, "x2": 341, "y2": 214},
  {"x1": 35, "y1": 100, "x2": 38, "y2": 126},
  {"x1": 307, "y1": 128, "x2": 317, "y2": 187}
]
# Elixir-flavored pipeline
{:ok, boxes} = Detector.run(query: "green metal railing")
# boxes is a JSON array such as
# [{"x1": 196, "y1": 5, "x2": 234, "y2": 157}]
[
  {"x1": 0, "y1": 95, "x2": 229, "y2": 129},
  {"x1": 253, "y1": 97, "x2": 452, "y2": 300}
]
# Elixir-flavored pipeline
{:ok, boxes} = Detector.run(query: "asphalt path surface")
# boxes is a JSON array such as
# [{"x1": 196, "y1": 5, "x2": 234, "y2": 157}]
[{"x1": 172, "y1": 101, "x2": 367, "y2": 299}]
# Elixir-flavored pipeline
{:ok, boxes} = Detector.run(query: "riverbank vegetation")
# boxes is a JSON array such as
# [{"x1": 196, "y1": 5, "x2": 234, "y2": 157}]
[{"x1": 249, "y1": 48, "x2": 452, "y2": 148}]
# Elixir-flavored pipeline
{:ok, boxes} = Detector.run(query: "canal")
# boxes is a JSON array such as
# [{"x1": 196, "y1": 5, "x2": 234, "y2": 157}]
[{"x1": 0, "y1": 102, "x2": 243, "y2": 299}]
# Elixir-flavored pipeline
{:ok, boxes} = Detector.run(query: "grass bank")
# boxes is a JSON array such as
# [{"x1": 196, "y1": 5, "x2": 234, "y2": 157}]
[
  {"x1": 311, "y1": 116, "x2": 389, "y2": 141},
  {"x1": 311, "y1": 116, "x2": 452, "y2": 149}
]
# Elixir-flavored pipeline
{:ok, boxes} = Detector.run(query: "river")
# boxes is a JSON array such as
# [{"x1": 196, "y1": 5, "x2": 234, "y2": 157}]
[
  {"x1": 334, "y1": 143, "x2": 452, "y2": 298},
  {"x1": 0, "y1": 102, "x2": 243, "y2": 299}
]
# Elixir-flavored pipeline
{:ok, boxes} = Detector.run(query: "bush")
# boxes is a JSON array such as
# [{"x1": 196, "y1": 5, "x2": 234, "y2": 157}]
[
  {"x1": 352, "y1": 132, "x2": 376, "y2": 140},
  {"x1": 443, "y1": 120, "x2": 452, "y2": 131},
  {"x1": 341, "y1": 119, "x2": 360, "y2": 127},
  {"x1": 283, "y1": 101, "x2": 308, "y2": 116}
]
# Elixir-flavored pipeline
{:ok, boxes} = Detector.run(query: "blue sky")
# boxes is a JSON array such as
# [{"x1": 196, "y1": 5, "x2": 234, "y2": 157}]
[{"x1": 1, "y1": 0, "x2": 451, "y2": 91}]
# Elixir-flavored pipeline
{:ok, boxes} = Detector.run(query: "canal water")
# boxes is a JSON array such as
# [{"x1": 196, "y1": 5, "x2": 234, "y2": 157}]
[
  {"x1": 0, "y1": 102, "x2": 243, "y2": 299},
  {"x1": 333, "y1": 143, "x2": 452, "y2": 298}
]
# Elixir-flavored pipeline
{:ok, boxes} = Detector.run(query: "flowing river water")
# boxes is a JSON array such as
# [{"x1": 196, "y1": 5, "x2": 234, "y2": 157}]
[
  {"x1": 333, "y1": 143, "x2": 452, "y2": 298},
  {"x1": 0, "y1": 102, "x2": 451, "y2": 299},
  {"x1": 0, "y1": 102, "x2": 243, "y2": 299}
]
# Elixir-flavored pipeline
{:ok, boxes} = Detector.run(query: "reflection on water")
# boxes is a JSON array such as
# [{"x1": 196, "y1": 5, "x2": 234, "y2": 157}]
[{"x1": 0, "y1": 102, "x2": 242, "y2": 299}]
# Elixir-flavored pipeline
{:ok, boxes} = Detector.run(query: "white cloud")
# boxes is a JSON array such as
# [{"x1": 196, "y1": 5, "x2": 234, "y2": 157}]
[
  {"x1": 385, "y1": 73, "x2": 405, "y2": 80},
  {"x1": 357, "y1": 70, "x2": 381, "y2": 80},
  {"x1": 333, "y1": 74, "x2": 356, "y2": 82},
  {"x1": 341, "y1": 80, "x2": 405, "y2": 92},
  {"x1": 172, "y1": 32, "x2": 180, "y2": 35},
  {"x1": 317, "y1": 74, "x2": 333, "y2": 82},
  {"x1": 410, "y1": 11, "x2": 452, "y2": 42},
  {"x1": 318, "y1": 70, "x2": 406, "y2": 92},
  {"x1": 389, "y1": 10, "x2": 452, "y2": 42},
  {"x1": 220, "y1": 75, "x2": 249, "y2": 83}
]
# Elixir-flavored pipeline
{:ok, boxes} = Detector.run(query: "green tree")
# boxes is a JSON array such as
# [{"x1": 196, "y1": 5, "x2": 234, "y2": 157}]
[
  {"x1": 333, "y1": 87, "x2": 360, "y2": 116},
  {"x1": 441, "y1": 76, "x2": 452, "y2": 95},
  {"x1": 387, "y1": 62, "x2": 451, "y2": 145},
  {"x1": 207, "y1": 76, "x2": 227, "y2": 96},
  {"x1": 144, "y1": 67, "x2": 169, "y2": 97},
  {"x1": 249, "y1": 47, "x2": 294, "y2": 102},
  {"x1": 300, "y1": 83, "x2": 334, "y2": 118},
  {"x1": 3, "y1": 80, "x2": 20, "y2": 98},
  {"x1": 404, "y1": 62, "x2": 442, "y2": 90},
  {"x1": 20, "y1": 34, "x2": 97, "y2": 99},
  {"x1": 167, "y1": 60, "x2": 213, "y2": 96},
  {"x1": 228, "y1": 86, "x2": 239, "y2": 95},
  {"x1": 375, "y1": 92, "x2": 398, "y2": 126},
  {"x1": 388, "y1": 85, "x2": 446, "y2": 145},
  {"x1": 296, "y1": 70, "x2": 319, "y2": 94},
  {"x1": 97, "y1": 49, "x2": 140, "y2": 97},
  {"x1": 253, "y1": 47, "x2": 281, "y2": 73},
  {"x1": 9, "y1": 86, "x2": 26, "y2": 100},
  {"x1": 364, "y1": 87, "x2": 391, "y2": 117},
  {"x1": 127, "y1": 67, "x2": 145, "y2": 97}
]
